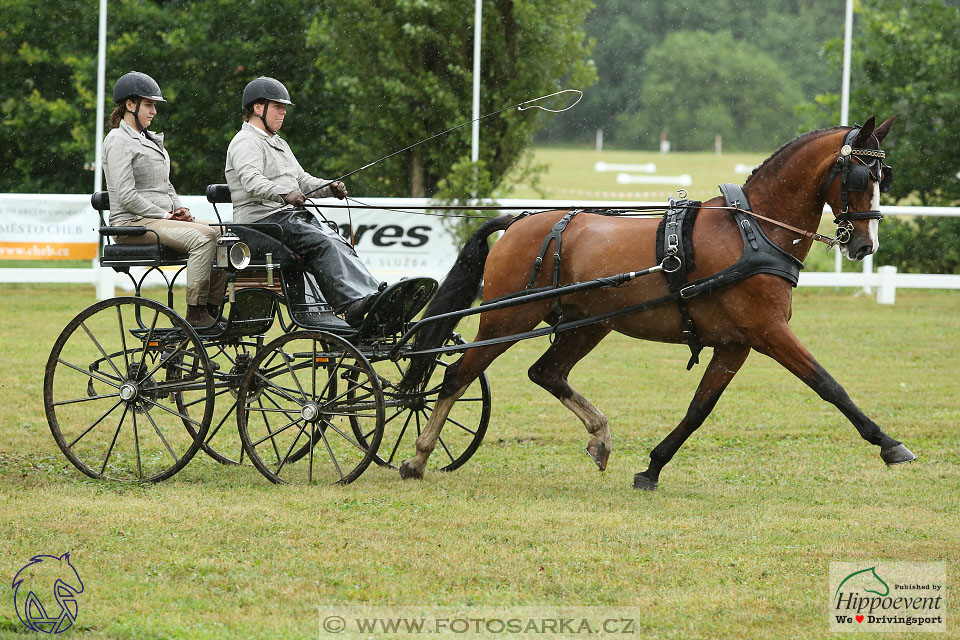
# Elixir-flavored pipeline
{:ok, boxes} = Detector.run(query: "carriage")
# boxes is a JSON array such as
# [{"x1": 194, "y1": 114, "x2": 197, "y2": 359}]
[
  {"x1": 44, "y1": 116, "x2": 916, "y2": 490},
  {"x1": 42, "y1": 186, "x2": 491, "y2": 484}
]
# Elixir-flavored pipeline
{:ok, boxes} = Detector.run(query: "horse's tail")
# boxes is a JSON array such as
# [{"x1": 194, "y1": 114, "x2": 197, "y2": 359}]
[{"x1": 399, "y1": 215, "x2": 515, "y2": 391}]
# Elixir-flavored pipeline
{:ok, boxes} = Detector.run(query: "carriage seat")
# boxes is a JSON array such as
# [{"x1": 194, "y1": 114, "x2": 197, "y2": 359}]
[{"x1": 92, "y1": 192, "x2": 188, "y2": 271}]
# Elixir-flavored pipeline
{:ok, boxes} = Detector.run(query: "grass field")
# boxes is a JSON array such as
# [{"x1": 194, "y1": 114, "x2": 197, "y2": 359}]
[{"x1": 0, "y1": 283, "x2": 958, "y2": 639}]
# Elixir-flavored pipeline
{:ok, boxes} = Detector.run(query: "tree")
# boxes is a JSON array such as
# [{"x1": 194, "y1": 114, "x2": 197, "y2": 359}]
[
  {"x1": 849, "y1": 0, "x2": 960, "y2": 206},
  {"x1": 805, "y1": 0, "x2": 960, "y2": 273},
  {"x1": 305, "y1": 0, "x2": 596, "y2": 199},
  {"x1": 538, "y1": 0, "x2": 844, "y2": 148},
  {"x1": 614, "y1": 30, "x2": 803, "y2": 151},
  {"x1": 0, "y1": 0, "x2": 595, "y2": 200}
]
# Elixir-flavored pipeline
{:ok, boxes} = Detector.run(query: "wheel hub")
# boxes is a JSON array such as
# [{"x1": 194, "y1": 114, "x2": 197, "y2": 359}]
[
  {"x1": 119, "y1": 382, "x2": 138, "y2": 402},
  {"x1": 301, "y1": 403, "x2": 321, "y2": 423}
]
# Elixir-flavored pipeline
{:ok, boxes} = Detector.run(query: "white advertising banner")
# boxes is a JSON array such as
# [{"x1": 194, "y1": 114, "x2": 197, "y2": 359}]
[
  {"x1": 0, "y1": 194, "x2": 100, "y2": 260},
  {"x1": 0, "y1": 194, "x2": 461, "y2": 282}
]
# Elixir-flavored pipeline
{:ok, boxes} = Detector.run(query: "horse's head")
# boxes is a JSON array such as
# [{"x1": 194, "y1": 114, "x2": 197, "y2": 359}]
[{"x1": 818, "y1": 115, "x2": 896, "y2": 261}]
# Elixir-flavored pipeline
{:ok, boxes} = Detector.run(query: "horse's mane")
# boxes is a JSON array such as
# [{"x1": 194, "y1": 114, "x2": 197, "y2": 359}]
[{"x1": 744, "y1": 126, "x2": 847, "y2": 187}]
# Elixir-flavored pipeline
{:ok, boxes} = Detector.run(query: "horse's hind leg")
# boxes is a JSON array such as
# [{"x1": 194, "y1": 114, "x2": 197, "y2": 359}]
[
  {"x1": 634, "y1": 344, "x2": 751, "y2": 491},
  {"x1": 527, "y1": 324, "x2": 613, "y2": 470},
  {"x1": 751, "y1": 323, "x2": 916, "y2": 465}
]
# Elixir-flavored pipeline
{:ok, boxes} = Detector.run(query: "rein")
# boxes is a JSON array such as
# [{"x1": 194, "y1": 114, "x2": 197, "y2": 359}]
[{"x1": 305, "y1": 200, "x2": 843, "y2": 248}]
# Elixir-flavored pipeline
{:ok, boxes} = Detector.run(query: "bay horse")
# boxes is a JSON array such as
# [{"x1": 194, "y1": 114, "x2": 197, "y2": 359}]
[{"x1": 399, "y1": 115, "x2": 915, "y2": 490}]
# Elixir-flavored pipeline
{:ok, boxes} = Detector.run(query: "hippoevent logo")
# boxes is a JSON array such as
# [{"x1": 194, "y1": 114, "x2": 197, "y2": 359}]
[
  {"x1": 11, "y1": 553, "x2": 84, "y2": 634},
  {"x1": 829, "y1": 562, "x2": 945, "y2": 632}
]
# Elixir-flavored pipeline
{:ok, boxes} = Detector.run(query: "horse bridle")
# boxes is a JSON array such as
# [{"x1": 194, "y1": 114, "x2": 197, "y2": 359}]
[{"x1": 818, "y1": 126, "x2": 894, "y2": 243}]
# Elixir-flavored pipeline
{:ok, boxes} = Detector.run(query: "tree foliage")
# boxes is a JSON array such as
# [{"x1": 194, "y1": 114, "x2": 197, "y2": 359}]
[
  {"x1": 539, "y1": 0, "x2": 844, "y2": 149},
  {"x1": 0, "y1": 0, "x2": 594, "y2": 198},
  {"x1": 613, "y1": 30, "x2": 803, "y2": 151},
  {"x1": 818, "y1": 0, "x2": 960, "y2": 207}
]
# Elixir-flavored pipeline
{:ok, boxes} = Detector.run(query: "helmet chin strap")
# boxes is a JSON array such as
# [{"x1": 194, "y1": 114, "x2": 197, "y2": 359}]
[
  {"x1": 258, "y1": 101, "x2": 275, "y2": 136},
  {"x1": 125, "y1": 97, "x2": 146, "y2": 132}
]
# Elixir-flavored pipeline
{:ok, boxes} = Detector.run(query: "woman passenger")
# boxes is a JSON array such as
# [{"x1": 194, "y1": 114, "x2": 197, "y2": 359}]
[{"x1": 102, "y1": 71, "x2": 222, "y2": 328}]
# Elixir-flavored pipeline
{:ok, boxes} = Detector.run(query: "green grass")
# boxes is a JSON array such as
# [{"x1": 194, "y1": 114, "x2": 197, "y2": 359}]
[
  {"x1": 1, "y1": 284, "x2": 958, "y2": 639},
  {"x1": 508, "y1": 147, "x2": 769, "y2": 203}
]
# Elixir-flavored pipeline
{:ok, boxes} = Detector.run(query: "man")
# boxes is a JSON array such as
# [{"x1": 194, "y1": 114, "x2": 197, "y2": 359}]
[{"x1": 225, "y1": 76, "x2": 381, "y2": 326}]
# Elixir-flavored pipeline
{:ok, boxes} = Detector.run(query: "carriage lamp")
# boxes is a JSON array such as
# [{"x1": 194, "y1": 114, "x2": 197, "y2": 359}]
[{"x1": 216, "y1": 233, "x2": 252, "y2": 271}]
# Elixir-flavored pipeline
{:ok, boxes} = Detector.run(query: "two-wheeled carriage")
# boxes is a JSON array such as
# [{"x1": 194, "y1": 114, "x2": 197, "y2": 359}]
[{"x1": 43, "y1": 186, "x2": 491, "y2": 484}]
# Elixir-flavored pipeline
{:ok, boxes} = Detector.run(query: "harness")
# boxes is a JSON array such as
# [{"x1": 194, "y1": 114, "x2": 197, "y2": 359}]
[
  {"x1": 518, "y1": 186, "x2": 803, "y2": 369},
  {"x1": 817, "y1": 126, "x2": 892, "y2": 243},
  {"x1": 657, "y1": 199, "x2": 703, "y2": 368}
]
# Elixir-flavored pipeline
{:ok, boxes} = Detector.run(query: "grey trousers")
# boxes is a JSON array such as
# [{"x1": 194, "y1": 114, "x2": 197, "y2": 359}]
[
  {"x1": 259, "y1": 208, "x2": 380, "y2": 311},
  {"x1": 116, "y1": 217, "x2": 224, "y2": 305}
]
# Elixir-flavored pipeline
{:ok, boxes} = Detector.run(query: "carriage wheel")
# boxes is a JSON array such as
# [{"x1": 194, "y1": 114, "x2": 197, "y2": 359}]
[
  {"x1": 236, "y1": 331, "x2": 384, "y2": 485},
  {"x1": 44, "y1": 297, "x2": 214, "y2": 482},
  {"x1": 353, "y1": 337, "x2": 491, "y2": 472},
  {"x1": 176, "y1": 339, "x2": 261, "y2": 465}
]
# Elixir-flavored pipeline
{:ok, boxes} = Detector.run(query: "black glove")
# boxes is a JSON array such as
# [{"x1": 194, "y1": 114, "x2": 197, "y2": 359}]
[
  {"x1": 330, "y1": 181, "x2": 348, "y2": 200},
  {"x1": 283, "y1": 191, "x2": 307, "y2": 206}
]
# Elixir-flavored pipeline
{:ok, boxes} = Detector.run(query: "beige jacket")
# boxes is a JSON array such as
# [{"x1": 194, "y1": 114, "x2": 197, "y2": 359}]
[
  {"x1": 102, "y1": 121, "x2": 182, "y2": 224},
  {"x1": 225, "y1": 122, "x2": 335, "y2": 223}
]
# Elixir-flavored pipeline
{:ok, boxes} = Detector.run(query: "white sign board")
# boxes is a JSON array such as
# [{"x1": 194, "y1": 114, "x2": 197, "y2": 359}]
[{"x1": 0, "y1": 194, "x2": 460, "y2": 282}]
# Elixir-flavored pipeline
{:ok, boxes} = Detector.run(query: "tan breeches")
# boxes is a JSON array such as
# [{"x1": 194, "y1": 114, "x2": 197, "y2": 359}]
[{"x1": 117, "y1": 218, "x2": 223, "y2": 305}]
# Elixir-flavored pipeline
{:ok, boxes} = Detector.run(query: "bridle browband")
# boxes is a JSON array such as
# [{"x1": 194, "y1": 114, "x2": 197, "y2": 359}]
[{"x1": 817, "y1": 126, "x2": 893, "y2": 243}]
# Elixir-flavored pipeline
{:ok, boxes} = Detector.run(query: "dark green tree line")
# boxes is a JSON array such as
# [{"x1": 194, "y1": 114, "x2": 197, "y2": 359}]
[
  {"x1": 0, "y1": 0, "x2": 595, "y2": 197},
  {"x1": 540, "y1": 0, "x2": 847, "y2": 150}
]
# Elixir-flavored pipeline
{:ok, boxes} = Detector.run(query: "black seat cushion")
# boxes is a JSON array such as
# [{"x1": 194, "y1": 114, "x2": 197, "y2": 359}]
[
  {"x1": 101, "y1": 242, "x2": 187, "y2": 265},
  {"x1": 206, "y1": 184, "x2": 231, "y2": 204}
]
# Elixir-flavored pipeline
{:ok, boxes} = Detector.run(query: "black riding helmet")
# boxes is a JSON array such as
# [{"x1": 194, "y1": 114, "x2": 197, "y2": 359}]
[
  {"x1": 242, "y1": 77, "x2": 293, "y2": 135},
  {"x1": 113, "y1": 71, "x2": 166, "y2": 132}
]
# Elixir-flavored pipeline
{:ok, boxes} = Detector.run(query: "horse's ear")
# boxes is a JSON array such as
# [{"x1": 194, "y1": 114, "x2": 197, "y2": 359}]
[
  {"x1": 874, "y1": 115, "x2": 896, "y2": 143},
  {"x1": 851, "y1": 116, "x2": 877, "y2": 147}
]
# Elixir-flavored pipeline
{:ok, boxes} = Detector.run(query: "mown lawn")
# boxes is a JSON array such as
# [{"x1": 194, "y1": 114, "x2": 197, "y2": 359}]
[{"x1": 0, "y1": 285, "x2": 957, "y2": 639}]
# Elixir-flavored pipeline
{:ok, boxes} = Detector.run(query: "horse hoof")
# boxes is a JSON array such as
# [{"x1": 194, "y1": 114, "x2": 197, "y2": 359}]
[
  {"x1": 585, "y1": 442, "x2": 610, "y2": 471},
  {"x1": 881, "y1": 443, "x2": 917, "y2": 466},
  {"x1": 399, "y1": 460, "x2": 424, "y2": 480},
  {"x1": 632, "y1": 473, "x2": 658, "y2": 491}
]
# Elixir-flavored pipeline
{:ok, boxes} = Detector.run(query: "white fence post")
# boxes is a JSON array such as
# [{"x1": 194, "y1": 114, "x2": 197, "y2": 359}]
[
  {"x1": 877, "y1": 265, "x2": 897, "y2": 304},
  {"x1": 96, "y1": 264, "x2": 115, "y2": 300}
]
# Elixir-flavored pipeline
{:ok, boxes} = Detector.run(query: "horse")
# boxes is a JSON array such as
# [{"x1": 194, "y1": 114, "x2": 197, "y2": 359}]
[{"x1": 398, "y1": 115, "x2": 915, "y2": 490}]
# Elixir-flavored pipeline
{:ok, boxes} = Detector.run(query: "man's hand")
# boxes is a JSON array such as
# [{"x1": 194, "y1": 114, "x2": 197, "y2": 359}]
[
  {"x1": 283, "y1": 191, "x2": 307, "y2": 206},
  {"x1": 330, "y1": 181, "x2": 348, "y2": 200},
  {"x1": 170, "y1": 207, "x2": 194, "y2": 222}
]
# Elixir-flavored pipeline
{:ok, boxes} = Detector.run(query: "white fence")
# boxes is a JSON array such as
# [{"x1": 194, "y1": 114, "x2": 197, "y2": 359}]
[{"x1": 1, "y1": 196, "x2": 958, "y2": 305}]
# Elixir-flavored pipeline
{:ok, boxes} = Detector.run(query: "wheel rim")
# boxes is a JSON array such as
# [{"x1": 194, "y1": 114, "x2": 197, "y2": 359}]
[
  {"x1": 355, "y1": 341, "x2": 491, "y2": 472},
  {"x1": 237, "y1": 331, "x2": 384, "y2": 485},
  {"x1": 44, "y1": 297, "x2": 213, "y2": 482}
]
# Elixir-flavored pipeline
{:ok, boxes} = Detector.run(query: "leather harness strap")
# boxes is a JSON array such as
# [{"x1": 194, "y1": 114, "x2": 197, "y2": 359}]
[
  {"x1": 526, "y1": 209, "x2": 581, "y2": 290},
  {"x1": 661, "y1": 199, "x2": 703, "y2": 370}
]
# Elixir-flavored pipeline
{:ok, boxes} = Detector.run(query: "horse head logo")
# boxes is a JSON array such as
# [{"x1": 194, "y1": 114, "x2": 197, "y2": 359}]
[
  {"x1": 11, "y1": 553, "x2": 84, "y2": 634},
  {"x1": 834, "y1": 565, "x2": 890, "y2": 602}
]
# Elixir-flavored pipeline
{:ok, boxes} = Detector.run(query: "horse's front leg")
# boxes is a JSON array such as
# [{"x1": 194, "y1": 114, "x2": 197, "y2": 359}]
[
  {"x1": 751, "y1": 323, "x2": 916, "y2": 465},
  {"x1": 635, "y1": 344, "x2": 751, "y2": 491}
]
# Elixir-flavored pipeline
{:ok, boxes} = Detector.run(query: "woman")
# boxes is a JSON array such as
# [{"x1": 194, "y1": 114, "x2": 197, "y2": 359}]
[{"x1": 102, "y1": 71, "x2": 222, "y2": 328}]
